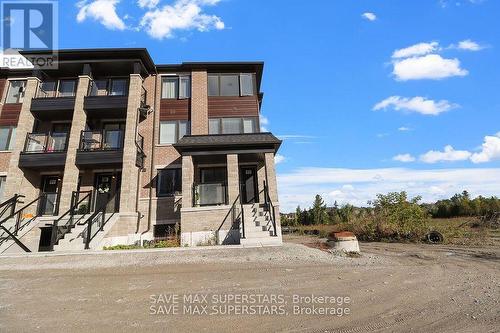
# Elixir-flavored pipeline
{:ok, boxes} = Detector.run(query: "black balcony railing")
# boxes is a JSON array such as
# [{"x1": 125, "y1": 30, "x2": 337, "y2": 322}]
[
  {"x1": 193, "y1": 182, "x2": 228, "y2": 207},
  {"x1": 136, "y1": 133, "x2": 146, "y2": 168},
  {"x1": 23, "y1": 132, "x2": 69, "y2": 153},
  {"x1": 79, "y1": 130, "x2": 124, "y2": 151},
  {"x1": 35, "y1": 80, "x2": 77, "y2": 98}
]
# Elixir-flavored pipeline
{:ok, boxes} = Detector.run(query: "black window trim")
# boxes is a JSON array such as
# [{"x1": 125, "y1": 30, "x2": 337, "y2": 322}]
[
  {"x1": 208, "y1": 73, "x2": 255, "y2": 97},
  {"x1": 161, "y1": 75, "x2": 191, "y2": 100},
  {"x1": 157, "y1": 168, "x2": 182, "y2": 197}
]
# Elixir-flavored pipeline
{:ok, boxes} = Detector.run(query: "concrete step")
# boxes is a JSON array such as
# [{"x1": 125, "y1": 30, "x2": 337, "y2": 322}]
[{"x1": 240, "y1": 236, "x2": 281, "y2": 247}]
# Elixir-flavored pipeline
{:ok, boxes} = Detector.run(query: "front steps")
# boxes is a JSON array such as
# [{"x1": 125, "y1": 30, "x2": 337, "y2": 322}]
[{"x1": 240, "y1": 203, "x2": 281, "y2": 246}]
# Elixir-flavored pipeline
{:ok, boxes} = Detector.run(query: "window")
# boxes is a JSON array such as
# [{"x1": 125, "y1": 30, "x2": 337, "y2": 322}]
[
  {"x1": 161, "y1": 76, "x2": 190, "y2": 99},
  {"x1": 109, "y1": 79, "x2": 128, "y2": 96},
  {"x1": 90, "y1": 79, "x2": 108, "y2": 96},
  {"x1": 208, "y1": 118, "x2": 258, "y2": 135},
  {"x1": 157, "y1": 169, "x2": 182, "y2": 196},
  {"x1": 200, "y1": 167, "x2": 226, "y2": 183},
  {"x1": 240, "y1": 74, "x2": 254, "y2": 96},
  {"x1": 5, "y1": 80, "x2": 26, "y2": 104},
  {"x1": 159, "y1": 120, "x2": 190, "y2": 144},
  {"x1": 40, "y1": 81, "x2": 56, "y2": 97},
  {"x1": 0, "y1": 176, "x2": 5, "y2": 202},
  {"x1": 58, "y1": 80, "x2": 76, "y2": 97},
  {"x1": 0, "y1": 127, "x2": 16, "y2": 151},
  {"x1": 207, "y1": 74, "x2": 254, "y2": 97}
]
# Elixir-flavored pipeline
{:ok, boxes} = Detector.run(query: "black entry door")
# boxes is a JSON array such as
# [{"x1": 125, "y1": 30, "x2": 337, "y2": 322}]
[
  {"x1": 240, "y1": 167, "x2": 258, "y2": 204},
  {"x1": 94, "y1": 174, "x2": 116, "y2": 213},
  {"x1": 39, "y1": 176, "x2": 60, "y2": 215}
]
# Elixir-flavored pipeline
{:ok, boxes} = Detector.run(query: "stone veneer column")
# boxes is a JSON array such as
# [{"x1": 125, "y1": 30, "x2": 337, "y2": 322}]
[
  {"x1": 181, "y1": 155, "x2": 194, "y2": 208},
  {"x1": 190, "y1": 70, "x2": 208, "y2": 135},
  {"x1": 264, "y1": 152, "x2": 279, "y2": 203},
  {"x1": 3, "y1": 77, "x2": 40, "y2": 201},
  {"x1": 118, "y1": 74, "x2": 143, "y2": 216},
  {"x1": 58, "y1": 75, "x2": 90, "y2": 212},
  {"x1": 226, "y1": 154, "x2": 240, "y2": 204}
]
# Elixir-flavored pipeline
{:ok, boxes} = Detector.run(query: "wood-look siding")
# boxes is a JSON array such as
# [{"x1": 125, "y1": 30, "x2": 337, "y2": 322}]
[
  {"x1": 160, "y1": 99, "x2": 190, "y2": 121},
  {"x1": 0, "y1": 103, "x2": 22, "y2": 126},
  {"x1": 208, "y1": 96, "x2": 259, "y2": 117},
  {"x1": 0, "y1": 79, "x2": 6, "y2": 101}
]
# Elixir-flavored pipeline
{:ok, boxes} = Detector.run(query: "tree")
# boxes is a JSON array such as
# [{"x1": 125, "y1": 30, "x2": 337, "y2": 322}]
[
  {"x1": 311, "y1": 194, "x2": 327, "y2": 225},
  {"x1": 294, "y1": 205, "x2": 302, "y2": 225}
]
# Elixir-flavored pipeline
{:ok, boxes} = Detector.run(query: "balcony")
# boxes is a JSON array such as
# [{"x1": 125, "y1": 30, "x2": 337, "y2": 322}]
[
  {"x1": 18, "y1": 132, "x2": 68, "y2": 169},
  {"x1": 30, "y1": 85, "x2": 76, "y2": 120},
  {"x1": 75, "y1": 130, "x2": 124, "y2": 168},
  {"x1": 84, "y1": 79, "x2": 129, "y2": 118},
  {"x1": 193, "y1": 183, "x2": 228, "y2": 207}
]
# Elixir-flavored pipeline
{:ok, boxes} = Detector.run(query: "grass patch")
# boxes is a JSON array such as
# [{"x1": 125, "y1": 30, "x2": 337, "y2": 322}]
[{"x1": 104, "y1": 239, "x2": 180, "y2": 251}]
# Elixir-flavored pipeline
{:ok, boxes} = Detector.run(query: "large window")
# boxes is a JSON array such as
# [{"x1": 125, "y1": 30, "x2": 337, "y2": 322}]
[
  {"x1": 159, "y1": 120, "x2": 190, "y2": 144},
  {"x1": 209, "y1": 118, "x2": 258, "y2": 135},
  {"x1": 58, "y1": 80, "x2": 77, "y2": 97},
  {"x1": 0, "y1": 127, "x2": 16, "y2": 151},
  {"x1": 5, "y1": 80, "x2": 26, "y2": 104},
  {"x1": 109, "y1": 79, "x2": 128, "y2": 96},
  {"x1": 208, "y1": 74, "x2": 255, "y2": 97},
  {"x1": 0, "y1": 176, "x2": 6, "y2": 202},
  {"x1": 157, "y1": 169, "x2": 182, "y2": 196},
  {"x1": 161, "y1": 76, "x2": 190, "y2": 99}
]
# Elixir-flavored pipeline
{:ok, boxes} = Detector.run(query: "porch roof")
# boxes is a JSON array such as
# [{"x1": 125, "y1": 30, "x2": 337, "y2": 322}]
[{"x1": 173, "y1": 133, "x2": 282, "y2": 155}]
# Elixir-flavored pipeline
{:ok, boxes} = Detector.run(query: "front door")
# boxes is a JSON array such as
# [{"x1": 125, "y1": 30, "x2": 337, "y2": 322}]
[
  {"x1": 39, "y1": 176, "x2": 61, "y2": 215},
  {"x1": 94, "y1": 173, "x2": 117, "y2": 213},
  {"x1": 240, "y1": 167, "x2": 258, "y2": 204}
]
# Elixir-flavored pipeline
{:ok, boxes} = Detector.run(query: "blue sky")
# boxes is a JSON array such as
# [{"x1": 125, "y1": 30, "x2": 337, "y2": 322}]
[{"x1": 56, "y1": 0, "x2": 500, "y2": 211}]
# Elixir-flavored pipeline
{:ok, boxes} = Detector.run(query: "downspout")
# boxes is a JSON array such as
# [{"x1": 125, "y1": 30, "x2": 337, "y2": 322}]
[{"x1": 143, "y1": 73, "x2": 158, "y2": 236}]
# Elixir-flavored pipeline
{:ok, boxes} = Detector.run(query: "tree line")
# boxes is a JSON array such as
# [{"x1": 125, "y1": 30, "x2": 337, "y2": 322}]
[{"x1": 285, "y1": 191, "x2": 500, "y2": 226}]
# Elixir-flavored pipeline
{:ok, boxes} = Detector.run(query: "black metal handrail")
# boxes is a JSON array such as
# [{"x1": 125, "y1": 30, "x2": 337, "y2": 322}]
[
  {"x1": 23, "y1": 131, "x2": 69, "y2": 153},
  {"x1": 141, "y1": 86, "x2": 147, "y2": 107},
  {"x1": 50, "y1": 191, "x2": 92, "y2": 248},
  {"x1": 79, "y1": 130, "x2": 124, "y2": 151},
  {"x1": 0, "y1": 194, "x2": 47, "y2": 252},
  {"x1": 83, "y1": 192, "x2": 118, "y2": 249},
  {"x1": 263, "y1": 181, "x2": 277, "y2": 237},
  {"x1": 135, "y1": 133, "x2": 146, "y2": 168},
  {"x1": 216, "y1": 194, "x2": 244, "y2": 244}
]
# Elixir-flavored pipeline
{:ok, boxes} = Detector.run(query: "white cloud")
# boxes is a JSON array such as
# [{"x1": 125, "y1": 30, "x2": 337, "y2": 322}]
[
  {"x1": 260, "y1": 115, "x2": 269, "y2": 132},
  {"x1": 392, "y1": 54, "x2": 468, "y2": 80},
  {"x1": 457, "y1": 39, "x2": 483, "y2": 51},
  {"x1": 398, "y1": 126, "x2": 412, "y2": 131},
  {"x1": 277, "y1": 167, "x2": 500, "y2": 211},
  {"x1": 140, "y1": 0, "x2": 225, "y2": 39},
  {"x1": 275, "y1": 154, "x2": 286, "y2": 165},
  {"x1": 138, "y1": 0, "x2": 159, "y2": 9},
  {"x1": 77, "y1": 0, "x2": 126, "y2": 30},
  {"x1": 393, "y1": 154, "x2": 416, "y2": 162},
  {"x1": 361, "y1": 12, "x2": 377, "y2": 21},
  {"x1": 276, "y1": 135, "x2": 316, "y2": 140},
  {"x1": 420, "y1": 145, "x2": 472, "y2": 163},
  {"x1": 373, "y1": 96, "x2": 458, "y2": 116},
  {"x1": 470, "y1": 132, "x2": 500, "y2": 163},
  {"x1": 392, "y1": 42, "x2": 439, "y2": 59}
]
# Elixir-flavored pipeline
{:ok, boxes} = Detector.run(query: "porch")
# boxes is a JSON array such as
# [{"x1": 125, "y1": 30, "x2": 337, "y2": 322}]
[{"x1": 173, "y1": 133, "x2": 282, "y2": 246}]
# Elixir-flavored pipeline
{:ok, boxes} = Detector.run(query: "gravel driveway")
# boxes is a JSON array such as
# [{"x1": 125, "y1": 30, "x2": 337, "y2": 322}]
[{"x1": 0, "y1": 238, "x2": 498, "y2": 332}]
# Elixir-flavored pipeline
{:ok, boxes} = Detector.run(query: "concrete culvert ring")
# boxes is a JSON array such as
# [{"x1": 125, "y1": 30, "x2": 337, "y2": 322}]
[{"x1": 426, "y1": 231, "x2": 444, "y2": 244}]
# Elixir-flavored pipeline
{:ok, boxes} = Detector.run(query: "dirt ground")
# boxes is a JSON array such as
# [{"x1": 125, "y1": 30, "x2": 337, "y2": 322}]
[{"x1": 0, "y1": 236, "x2": 498, "y2": 333}]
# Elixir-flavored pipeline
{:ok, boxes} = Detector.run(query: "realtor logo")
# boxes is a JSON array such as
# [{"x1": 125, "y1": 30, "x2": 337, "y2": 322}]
[{"x1": 1, "y1": 0, "x2": 58, "y2": 69}]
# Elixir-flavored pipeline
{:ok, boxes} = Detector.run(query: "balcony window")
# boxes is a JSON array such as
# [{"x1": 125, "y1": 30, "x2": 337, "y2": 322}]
[
  {"x1": 110, "y1": 79, "x2": 128, "y2": 96},
  {"x1": 159, "y1": 120, "x2": 190, "y2": 144},
  {"x1": 58, "y1": 80, "x2": 77, "y2": 97},
  {"x1": 208, "y1": 74, "x2": 254, "y2": 97},
  {"x1": 90, "y1": 80, "x2": 108, "y2": 96},
  {"x1": 157, "y1": 168, "x2": 182, "y2": 197},
  {"x1": 5, "y1": 80, "x2": 26, "y2": 104},
  {"x1": 208, "y1": 118, "x2": 258, "y2": 135},
  {"x1": 195, "y1": 167, "x2": 227, "y2": 206},
  {"x1": 24, "y1": 132, "x2": 68, "y2": 153},
  {"x1": 39, "y1": 81, "x2": 56, "y2": 97},
  {"x1": 161, "y1": 76, "x2": 190, "y2": 99},
  {"x1": 0, "y1": 127, "x2": 16, "y2": 151}
]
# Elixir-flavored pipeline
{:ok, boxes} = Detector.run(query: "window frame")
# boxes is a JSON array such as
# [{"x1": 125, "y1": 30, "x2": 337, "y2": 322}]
[
  {"x1": 159, "y1": 120, "x2": 191, "y2": 145},
  {"x1": 161, "y1": 75, "x2": 191, "y2": 100},
  {"x1": 156, "y1": 168, "x2": 182, "y2": 197},
  {"x1": 5, "y1": 80, "x2": 27, "y2": 104},
  {"x1": 208, "y1": 117, "x2": 258, "y2": 135},
  {"x1": 0, "y1": 126, "x2": 17, "y2": 151},
  {"x1": 207, "y1": 73, "x2": 255, "y2": 97}
]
